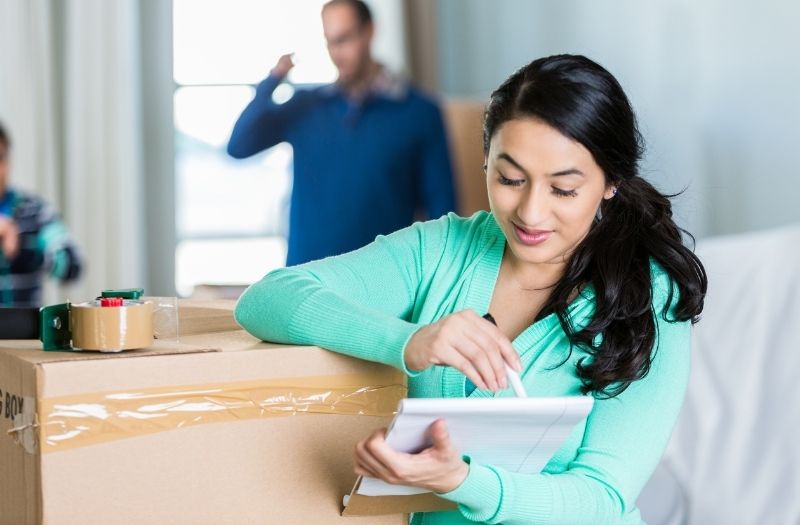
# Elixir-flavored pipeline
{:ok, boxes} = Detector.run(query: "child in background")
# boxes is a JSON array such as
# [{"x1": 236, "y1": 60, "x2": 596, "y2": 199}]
[{"x1": 0, "y1": 121, "x2": 81, "y2": 307}]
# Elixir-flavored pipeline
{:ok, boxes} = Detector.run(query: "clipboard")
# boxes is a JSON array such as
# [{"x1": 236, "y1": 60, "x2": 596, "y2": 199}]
[{"x1": 342, "y1": 396, "x2": 594, "y2": 516}]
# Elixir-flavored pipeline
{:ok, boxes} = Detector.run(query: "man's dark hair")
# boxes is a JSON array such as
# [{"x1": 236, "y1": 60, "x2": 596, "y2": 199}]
[
  {"x1": 0, "y1": 121, "x2": 9, "y2": 149},
  {"x1": 323, "y1": 0, "x2": 372, "y2": 27}
]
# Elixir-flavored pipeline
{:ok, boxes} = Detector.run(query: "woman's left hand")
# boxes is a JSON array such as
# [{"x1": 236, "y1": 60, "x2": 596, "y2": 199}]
[{"x1": 354, "y1": 418, "x2": 469, "y2": 494}]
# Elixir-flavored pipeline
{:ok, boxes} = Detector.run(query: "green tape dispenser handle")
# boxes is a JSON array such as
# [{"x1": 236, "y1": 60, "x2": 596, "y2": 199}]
[
  {"x1": 39, "y1": 303, "x2": 72, "y2": 351},
  {"x1": 101, "y1": 288, "x2": 144, "y2": 300}
]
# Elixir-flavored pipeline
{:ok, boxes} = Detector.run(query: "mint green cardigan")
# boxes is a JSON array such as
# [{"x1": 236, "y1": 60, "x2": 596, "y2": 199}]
[{"x1": 235, "y1": 211, "x2": 691, "y2": 525}]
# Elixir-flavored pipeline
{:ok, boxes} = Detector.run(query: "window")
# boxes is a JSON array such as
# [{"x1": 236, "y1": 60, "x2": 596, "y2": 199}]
[{"x1": 172, "y1": 0, "x2": 335, "y2": 296}]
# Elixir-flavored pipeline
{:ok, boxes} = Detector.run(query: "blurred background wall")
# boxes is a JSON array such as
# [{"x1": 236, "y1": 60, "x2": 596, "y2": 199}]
[{"x1": 426, "y1": 0, "x2": 800, "y2": 240}]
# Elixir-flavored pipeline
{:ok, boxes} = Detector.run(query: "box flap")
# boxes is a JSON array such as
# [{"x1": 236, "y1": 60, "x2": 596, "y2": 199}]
[
  {"x1": 342, "y1": 477, "x2": 456, "y2": 516},
  {"x1": 0, "y1": 339, "x2": 219, "y2": 366},
  {"x1": 177, "y1": 329, "x2": 290, "y2": 352},
  {"x1": 177, "y1": 299, "x2": 240, "y2": 335}
]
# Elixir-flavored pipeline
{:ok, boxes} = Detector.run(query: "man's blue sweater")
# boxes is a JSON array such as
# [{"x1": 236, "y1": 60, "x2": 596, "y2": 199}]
[{"x1": 228, "y1": 74, "x2": 456, "y2": 266}]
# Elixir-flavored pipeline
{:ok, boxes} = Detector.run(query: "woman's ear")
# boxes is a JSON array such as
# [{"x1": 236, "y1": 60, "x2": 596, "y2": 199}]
[{"x1": 604, "y1": 186, "x2": 618, "y2": 200}]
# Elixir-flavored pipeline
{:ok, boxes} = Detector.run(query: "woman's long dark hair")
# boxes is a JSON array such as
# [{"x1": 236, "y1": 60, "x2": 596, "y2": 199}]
[{"x1": 485, "y1": 55, "x2": 707, "y2": 398}]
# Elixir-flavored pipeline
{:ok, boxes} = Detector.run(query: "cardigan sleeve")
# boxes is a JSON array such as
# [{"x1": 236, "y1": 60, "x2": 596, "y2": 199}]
[
  {"x1": 436, "y1": 268, "x2": 692, "y2": 524},
  {"x1": 235, "y1": 215, "x2": 452, "y2": 375}
]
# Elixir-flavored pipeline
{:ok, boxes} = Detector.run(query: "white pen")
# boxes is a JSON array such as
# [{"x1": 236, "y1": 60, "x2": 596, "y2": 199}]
[
  {"x1": 504, "y1": 362, "x2": 528, "y2": 398},
  {"x1": 483, "y1": 312, "x2": 528, "y2": 398}
]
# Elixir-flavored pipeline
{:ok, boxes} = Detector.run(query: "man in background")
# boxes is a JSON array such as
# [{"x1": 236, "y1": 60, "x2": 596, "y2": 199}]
[
  {"x1": 228, "y1": 0, "x2": 455, "y2": 265},
  {"x1": 0, "y1": 121, "x2": 81, "y2": 307}
]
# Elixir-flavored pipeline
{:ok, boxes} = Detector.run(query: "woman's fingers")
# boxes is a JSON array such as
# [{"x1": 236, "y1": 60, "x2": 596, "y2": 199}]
[
  {"x1": 354, "y1": 456, "x2": 379, "y2": 478},
  {"x1": 355, "y1": 454, "x2": 383, "y2": 479},
  {"x1": 355, "y1": 437, "x2": 393, "y2": 481},
  {"x1": 470, "y1": 310, "x2": 523, "y2": 372},
  {"x1": 359, "y1": 430, "x2": 419, "y2": 485},
  {"x1": 428, "y1": 418, "x2": 455, "y2": 454},
  {"x1": 408, "y1": 310, "x2": 524, "y2": 392},
  {"x1": 456, "y1": 334, "x2": 503, "y2": 390},
  {"x1": 354, "y1": 421, "x2": 469, "y2": 493},
  {"x1": 446, "y1": 347, "x2": 489, "y2": 391},
  {"x1": 461, "y1": 322, "x2": 508, "y2": 389},
  {"x1": 499, "y1": 341, "x2": 523, "y2": 373}
]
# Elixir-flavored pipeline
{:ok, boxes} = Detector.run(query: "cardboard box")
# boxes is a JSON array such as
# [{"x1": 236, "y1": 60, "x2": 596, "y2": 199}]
[
  {"x1": 0, "y1": 302, "x2": 407, "y2": 524},
  {"x1": 175, "y1": 299, "x2": 241, "y2": 335},
  {"x1": 442, "y1": 99, "x2": 490, "y2": 216}
]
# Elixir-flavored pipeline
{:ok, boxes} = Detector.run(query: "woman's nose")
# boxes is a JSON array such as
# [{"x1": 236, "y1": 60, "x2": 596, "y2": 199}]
[{"x1": 516, "y1": 185, "x2": 550, "y2": 225}]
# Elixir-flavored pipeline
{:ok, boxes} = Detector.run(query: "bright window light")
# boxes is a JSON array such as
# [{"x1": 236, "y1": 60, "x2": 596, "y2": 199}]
[
  {"x1": 175, "y1": 238, "x2": 287, "y2": 297},
  {"x1": 173, "y1": 0, "x2": 337, "y2": 86},
  {"x1": 173, "y1": 0, "x2": 333, "y2": 297}
]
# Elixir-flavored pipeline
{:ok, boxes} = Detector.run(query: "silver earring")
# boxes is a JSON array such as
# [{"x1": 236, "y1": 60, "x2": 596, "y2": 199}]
[{"x1": 611, "y1": 187, "x2": 618, "y2": 197}]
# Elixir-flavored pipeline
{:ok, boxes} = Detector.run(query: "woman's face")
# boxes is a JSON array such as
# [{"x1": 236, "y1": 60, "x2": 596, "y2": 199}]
[{"x1": 486, "y1": 118, "x2": 615, "y2": 270}]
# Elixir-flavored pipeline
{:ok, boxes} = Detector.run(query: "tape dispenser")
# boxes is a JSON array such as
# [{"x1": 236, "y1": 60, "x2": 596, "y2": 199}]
[{"x1": 0, "y1": 288, "x2": 164, "y2": 352}]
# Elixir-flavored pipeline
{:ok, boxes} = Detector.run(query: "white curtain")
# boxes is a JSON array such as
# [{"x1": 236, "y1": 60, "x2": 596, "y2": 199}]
[
  {"x1": 0, "y1": 0, "x2": 145, "y2": 304},
  {"x1": 0, "y1": 0, "x2": 60, "y2": 205},
  {"x1": 368, "y1": 0, "x2": 409, "y2": 76}
]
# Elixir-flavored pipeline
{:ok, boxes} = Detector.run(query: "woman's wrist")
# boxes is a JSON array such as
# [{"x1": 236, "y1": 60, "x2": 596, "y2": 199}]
[
  {"x1": 432, "y1": 459, "x2": 470, "y2": 493},
  {"x1": 402, "y1": 327, "x2": 428, "y2": 372}
]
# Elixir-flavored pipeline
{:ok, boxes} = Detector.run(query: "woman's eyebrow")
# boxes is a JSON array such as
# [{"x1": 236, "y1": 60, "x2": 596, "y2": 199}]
[
  {"x1": 497, "y1": 152, "x2": 530, "y2": 176},
  {"x1": 550, "y1": 168, "x2": 585, "y2": 177},
  {"x1": 496, "y1": 152, "x2": 584, "y2": 177}
]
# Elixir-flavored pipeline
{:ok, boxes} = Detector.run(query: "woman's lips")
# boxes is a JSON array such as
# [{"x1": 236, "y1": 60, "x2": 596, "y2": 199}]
[{"x1": 512, "y1": 223, "x2": 553, "y2": 246}]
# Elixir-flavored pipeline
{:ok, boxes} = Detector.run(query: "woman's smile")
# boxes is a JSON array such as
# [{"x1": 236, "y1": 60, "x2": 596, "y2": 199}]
[{"x1": 512, "y1": 223, "x2": 553, "y2": 246}]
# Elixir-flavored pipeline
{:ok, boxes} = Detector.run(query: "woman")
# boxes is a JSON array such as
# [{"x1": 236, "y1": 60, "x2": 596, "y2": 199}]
[{"x1": 235, "y1": 54, "x2": 707, "y2": 524}]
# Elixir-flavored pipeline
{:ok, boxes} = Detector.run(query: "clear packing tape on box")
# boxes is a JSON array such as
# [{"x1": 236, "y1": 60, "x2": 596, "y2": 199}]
[{"x1": 8, "y1": 373, "x2": 405, "y2": 454}]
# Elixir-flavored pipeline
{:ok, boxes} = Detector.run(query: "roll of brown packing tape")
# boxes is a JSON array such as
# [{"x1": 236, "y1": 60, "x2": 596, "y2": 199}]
[{"x1": 71, "y1": 300, "x2": 154, "y2": 351}]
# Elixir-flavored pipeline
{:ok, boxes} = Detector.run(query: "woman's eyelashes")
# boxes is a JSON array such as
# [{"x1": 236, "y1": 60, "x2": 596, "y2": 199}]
[
  {"x1": 497, "y1": 174, "x2": 578, "y2": 197},
  {"x1": 498, "y1": 174, "x2": 524, "y2": 187},
  {"x1": 551, "y1": 187, "x2": 578, "y2": 198}
]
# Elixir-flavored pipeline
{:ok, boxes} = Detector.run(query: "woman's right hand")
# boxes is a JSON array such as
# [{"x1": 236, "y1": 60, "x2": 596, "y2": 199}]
[{"x1": 403, "y1": 310, "x2": 522, "y2": 392}]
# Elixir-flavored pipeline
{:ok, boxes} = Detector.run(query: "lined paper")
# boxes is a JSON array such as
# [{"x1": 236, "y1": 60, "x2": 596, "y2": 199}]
[{"x1": 357, "y1": 396, "x2": 594, "y2": 496}]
